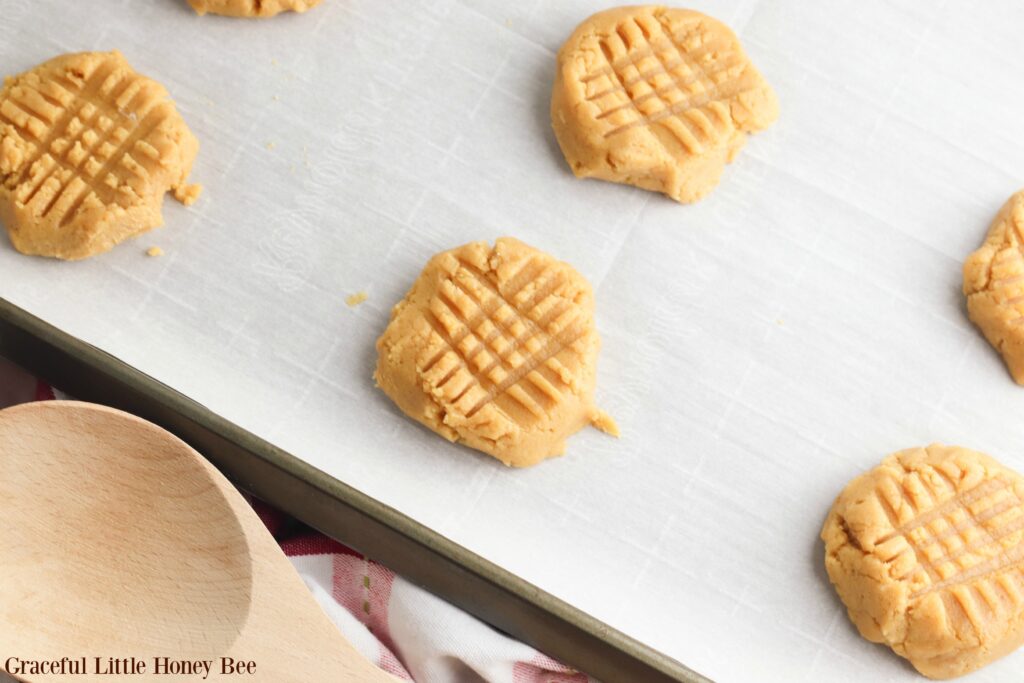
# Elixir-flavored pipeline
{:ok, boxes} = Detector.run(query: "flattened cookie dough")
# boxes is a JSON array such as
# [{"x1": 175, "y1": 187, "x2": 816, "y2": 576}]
[
  {"x1": 822, "y1": 445, "x2": 1024, "y2": 679},
  {"x1": 964, "y1": 190, "x2": 1024, "y2": 383},
  {"x1": 0, "y1": 51, "x2": 199, "y2": 260},
  {"x1": 551, "y1": 5, "x2": 778, "y2": 203},
  {"x1": 187, "y1": 0, "x2": 322, "y2": 18},
  {"x1": 374, "y1": 237, "x2": 616, "y2": 467}
]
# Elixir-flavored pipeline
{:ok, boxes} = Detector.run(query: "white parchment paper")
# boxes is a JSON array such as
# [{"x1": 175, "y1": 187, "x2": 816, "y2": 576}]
[{"x1": 3, "y1": 1, "x2": 1024, "y2": 680}]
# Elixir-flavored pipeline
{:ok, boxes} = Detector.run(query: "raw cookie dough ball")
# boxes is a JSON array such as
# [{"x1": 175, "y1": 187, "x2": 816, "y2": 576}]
[
  {"x1": 374, "y1": 237, "x2": 617, "y2": 467},
  {"x1": 964, "y1": 190, "x2": 1024, "y2": 383},
  {"x1": 0, "y1": 51, "x2": 200, "y2": 260},
  {"x1": 822, "y1": 444, "x2": 1024, "y2": 679},
  {"x1": 187, "y1": 0, "x2": 322, "y2": 18},
  {"x1": 551, "y1": 5, "x2": 778, "y2": 203}
]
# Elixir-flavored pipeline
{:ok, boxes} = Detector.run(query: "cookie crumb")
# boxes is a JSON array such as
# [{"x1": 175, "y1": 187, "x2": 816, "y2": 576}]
[
  {"x1": 146, "y1": 246, "x2": 164, "y2": 257},
  {"x1": 173, "y1": 183, "x2": 203, "y2": 206},
  {"x1": 591, "y1": 410, "x2": 620, "y2": 437},
  {"x1": 346, "y1": 291, "x2": 368, "y2": 308},
  {"x1": 266, "y1": 142, "x2": 276, "y2": 151}
]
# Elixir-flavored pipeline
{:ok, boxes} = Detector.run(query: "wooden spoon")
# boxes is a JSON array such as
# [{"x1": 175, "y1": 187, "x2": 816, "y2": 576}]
[{"x1": 0, "y1": 401, "x2": 398, "y2": 683}]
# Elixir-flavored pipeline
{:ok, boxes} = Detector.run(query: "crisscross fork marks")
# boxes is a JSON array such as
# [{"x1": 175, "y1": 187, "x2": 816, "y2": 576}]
[
  {"x1": 624, "y1": 31, "x2": 756, "y2": 138},
  {"x1": 0, "y1": 59, "x2": 118, "y2": 189},
  {"x1": 873, "y1": 479, "x2": 974, "y2": 625},
  {"x1": 420, "y1": 260, "x2": 585, "y2": 423},
  {"x1": 464, "y1": 321, "x2": 585, "y2": 419},
  {"x1": 584, "y1": 39, "x2": 734, "y2": 109},
  {"x1": 3, "y1": 84, "x2": 124, "y2": 212},
  {"x1": 913, "y1": 545, "x2": 1024, "y2": 600},
  {"x1": 0, "y1": 57, "x2": 169, "y2": 227},
  {"x1": 877, "y1": 477, "x2": 1008, "y2": 545},
  {"x1": 873, "y1": 473, "x2": 1024, "y2": 616},
  {"x1": 431, "y1": 276, "x2": 578, "y2": 418},
  {"x1": 4, "y1": 80, "x2": 89, "y2": 207},
  {"x1": 590, "y1": 18, "x2": 706, "y2": 152},
  {"x1": 451, "y1": 260, "x2": 576, "y2": 391},
  {"x1": 427, "y1": 281, "x2": 553, "y2": 415},
  {"x1": 582, "y1": 14, "x2": 752, "y2": 148},
  {"x1": 581, "y1": 36, "x2": 729, "y2": 87},
  {"x1": 914, "y1": 492, "x2": 1014, "y2": 560},
  {"x1": 54, "y1": 77, "x2": 168, "y2": 223},
  {"x1": 643, "y1": 15, "x2": 729, "y2": 133},
  {"x1": 590, "y1": 58, "x2": 733, "y2": 125},
  {"x1": 421, "y1": 257, "x2": 569, "y2": 377},
  {"x1": 30, "y1": 74, "x2": 143, "y2": 217},
  {"x1": 900, "y1": 482, "x2": 1016, "y2": 582},
  {"x1": 908, "y1": 474, "x2": 1024, "y2": 622},
  {"x1": 459, "y1": 259, "x2": 583, "y2": 418},
  {"x1": 56, "y1": 103, "x2": 168, "y2": 227},
  {"x1": 420, "y1": 258, "x2": 546, "y2": 375}
]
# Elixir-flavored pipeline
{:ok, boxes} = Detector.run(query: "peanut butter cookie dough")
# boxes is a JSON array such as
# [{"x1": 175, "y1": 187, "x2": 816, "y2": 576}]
[
  {"x1": 551, "y1": 5, "x2": 778, "y2": 203},
  {"x1": 374, "y1": 238, "x2": 617, "y2": 467},
  {"x1": 964, "y1": 190, "x2": 1024, "y2": 384},
  {"x1": 0, "y1": 51, "x2": 200, "y2": 260},
  {"x1": 822, "y1": 444, "x2": 1024, "y2": 679},
  {"x1": 187, "y1": 0, "x2": 322, "y2": 18}
]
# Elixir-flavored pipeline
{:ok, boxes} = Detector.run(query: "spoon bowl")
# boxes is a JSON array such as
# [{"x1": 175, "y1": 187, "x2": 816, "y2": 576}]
[{"x1": 0, "y1": 401, "x2": 395, "y2": 682}]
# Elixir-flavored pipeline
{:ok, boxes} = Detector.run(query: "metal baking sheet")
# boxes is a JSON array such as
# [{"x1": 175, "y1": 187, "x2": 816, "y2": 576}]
[{"x1": 4, "y1": 1, "x2": 1024, "y2": 681}]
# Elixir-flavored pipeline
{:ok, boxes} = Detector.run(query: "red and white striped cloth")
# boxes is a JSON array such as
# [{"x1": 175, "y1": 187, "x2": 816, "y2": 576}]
[{"x1": 0, "y1": 357, "x2": 593, "y2": 683}]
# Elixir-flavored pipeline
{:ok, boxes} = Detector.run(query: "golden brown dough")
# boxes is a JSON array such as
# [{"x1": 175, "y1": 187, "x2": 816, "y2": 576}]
[
  {"x1": 374, "y1": 238, "x2": 617, "y2": 467},
  {"x1": 0, "y1": 51, "x2": 199, "y2": 260},
  {"x1": 822, "y1": 444, "x2": 1024, "y2": 679},
  {"x1": 551, "y1": 5, "x2": 778, "y2": 203},
  {"x1": 964, "y1": 190, "x2": 1024, "y2": 383},
  {"x1": 187, "y1": 0, "x2": 322, "y2": 18}
]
